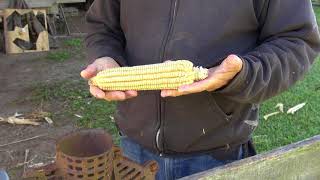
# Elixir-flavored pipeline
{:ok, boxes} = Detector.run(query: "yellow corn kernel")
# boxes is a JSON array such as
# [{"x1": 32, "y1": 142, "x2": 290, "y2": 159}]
[{"x1": 89, "y1": 60, "x2": 208, "y2": 91}]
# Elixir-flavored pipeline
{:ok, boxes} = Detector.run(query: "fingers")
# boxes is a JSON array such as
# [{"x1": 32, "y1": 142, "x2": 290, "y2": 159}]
[
  {"x1": 90, "y1": 86, "x2": 138, "y2": 101},
  {"x1": 104, "y1": 91, "x2": 138, "y2": 101},
  {"x1": 84, "y1": 58, "x2": 135, "y2": 101},
  {"x1": 125, "y1": 90, "x2": 138, "y2": 98},
  {"x1": 161, "y1": 84, "x2": 205, "y2": 97},
  {"x1": 81, "y1": 58, "x2": 120, "y2": 80},
  {"x1": 161, "y1": 90, "x2": 183, "y2": 97},
  {"x1": 81, "y1": 64, "x2": 98, "y2": 79},
  {"x1": 90, "y1": 86, "x2": 105, "y2": 99},
  {"x1": 178, "y1": 79, "x2": 211, "y2": 93},
  {"x1": 104, "y1": 91, "x2": 127, "y2": 101}
]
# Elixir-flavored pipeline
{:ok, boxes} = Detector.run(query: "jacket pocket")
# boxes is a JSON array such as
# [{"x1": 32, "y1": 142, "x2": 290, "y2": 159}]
[
  {"x1": 115, "y1": 91, "x2": 159, "y2": 151},
  {"x1": 163, "y1": 91, "x2": 231, "y2": 153},
  {"x1": 208, "y1": 92, "x2": 234, "y2": 122}
]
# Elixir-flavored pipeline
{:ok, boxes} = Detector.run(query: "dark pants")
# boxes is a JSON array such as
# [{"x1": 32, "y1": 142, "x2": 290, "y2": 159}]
[{"x1": 120, "y1": 136, "x2": 256, "y2": 180}]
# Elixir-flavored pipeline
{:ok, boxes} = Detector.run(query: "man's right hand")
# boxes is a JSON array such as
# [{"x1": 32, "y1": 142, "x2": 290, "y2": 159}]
[{"x1": 81, "y1": 57, "x2": 138, "y2": 101}]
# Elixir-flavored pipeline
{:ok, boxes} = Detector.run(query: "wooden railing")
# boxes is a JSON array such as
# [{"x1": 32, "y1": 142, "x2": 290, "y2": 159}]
[{"x1": 182, "y1": 135, "x2": 320, "y2": 180}]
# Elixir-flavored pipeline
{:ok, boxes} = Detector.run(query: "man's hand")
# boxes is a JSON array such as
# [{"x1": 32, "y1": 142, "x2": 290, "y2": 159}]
[
  {"x1": 161, "y1": 55, "x2": 243, "y2": 97},
  {"x1": 81, "y1": 57, "x2": 138, "y2": 101}
]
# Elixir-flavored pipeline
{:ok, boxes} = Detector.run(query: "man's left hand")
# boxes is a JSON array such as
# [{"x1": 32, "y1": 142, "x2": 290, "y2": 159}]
[{"x1": 161, "y1": 55, "x2": 243, "y2": 97}]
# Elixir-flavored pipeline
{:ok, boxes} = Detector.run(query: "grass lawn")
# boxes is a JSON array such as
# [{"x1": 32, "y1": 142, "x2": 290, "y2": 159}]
[
  {"x1": 253, "y1": 58, "x2": 320, "y2": 152},
  {"x1": 32, "y1": 7, "x2": 320, "y2": 153}
]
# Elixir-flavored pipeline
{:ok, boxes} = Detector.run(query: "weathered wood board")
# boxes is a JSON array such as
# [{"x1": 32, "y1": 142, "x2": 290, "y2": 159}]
[
  {"x1": 3, "y1": 9, "x2": 49, "y2": 54},
  {"x1": 181, "y1": 135, "x2": 320, "y2": 180},
  {"x1": 0, "y1": 0, "x2": 86, "y2": 9}
]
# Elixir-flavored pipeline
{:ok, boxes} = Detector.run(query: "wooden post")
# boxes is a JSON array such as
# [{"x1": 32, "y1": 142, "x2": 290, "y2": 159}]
[{"x1": 181, "y1": 135, "x2": 320, "y2": 180}]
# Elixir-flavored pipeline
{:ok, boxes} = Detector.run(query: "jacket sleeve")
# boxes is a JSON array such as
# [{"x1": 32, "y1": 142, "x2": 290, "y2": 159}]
[
  {"x1": 215, "y1": 0, "x2": 320, "y2": 103},
  {"x1": 85, "y1": 0, "x2": 127, "y2": 66}
]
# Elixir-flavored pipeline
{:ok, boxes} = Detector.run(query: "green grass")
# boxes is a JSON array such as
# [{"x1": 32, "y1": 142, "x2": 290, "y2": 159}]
[
  {"x1": 32, "y1": 7, "x2": 320, "y2": 153},
  {"x1": 46, "y1": 39, "x2": 84, "y2": 62},
  {"x1": 64, "y1": 38, "x2": 83, "y2": 48},
  {"x1": 253, "y1": 59, "x2": 320, "y2": 152},
  {"x1": 314, "y1": 5, "x2": 320, "y2": 21},
  {"x1": 46, "y1": 50, "x2": 72, "y2": 62},
  {"x1": 31, "y1": 80, "x2": 119, "y2": 141}
]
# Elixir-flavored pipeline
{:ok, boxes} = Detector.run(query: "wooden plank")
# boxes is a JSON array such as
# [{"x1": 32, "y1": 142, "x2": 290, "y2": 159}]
[
  {"x1": 25, "y1": 0, "x2": 57, "y2": 7},
  {"x1": 0, "y1": 0, "x2": 55, "y2": 9},
  {"x1": 0, "y1": 0, "x2": 86, "y2": 9},
  {"x1": 181, "y1": 135, "x2": 320, "y2": 180}
]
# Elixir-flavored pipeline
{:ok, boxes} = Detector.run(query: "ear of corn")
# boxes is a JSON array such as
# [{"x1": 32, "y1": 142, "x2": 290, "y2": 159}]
[{"x1": 88, "y1": 60, "x2": 208, "y2": 91}]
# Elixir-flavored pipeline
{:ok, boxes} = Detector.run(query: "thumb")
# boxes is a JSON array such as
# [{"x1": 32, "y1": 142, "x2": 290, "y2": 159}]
[
  {"x1": 81, "y1": 64, "x2": 98, "y2": 79},
  {"x1": 221, "y1": 55, "x2": 243, "y2": 72}
]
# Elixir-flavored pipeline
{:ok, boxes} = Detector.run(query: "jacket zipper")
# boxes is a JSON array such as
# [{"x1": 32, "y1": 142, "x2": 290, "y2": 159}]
[{"x1": 156, "y1": 0, "x2": 179, "y2": 155}]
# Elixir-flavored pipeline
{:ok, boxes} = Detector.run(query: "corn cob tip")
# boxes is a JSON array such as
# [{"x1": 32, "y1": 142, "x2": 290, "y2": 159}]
[{"x1": 193, "y1": 67, "x2": 209, "y2": 81}]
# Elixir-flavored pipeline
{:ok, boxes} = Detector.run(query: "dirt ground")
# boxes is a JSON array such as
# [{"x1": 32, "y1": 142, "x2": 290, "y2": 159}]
[{"x1": 0, "y1": 42, "x2": 88, "y2": 179}]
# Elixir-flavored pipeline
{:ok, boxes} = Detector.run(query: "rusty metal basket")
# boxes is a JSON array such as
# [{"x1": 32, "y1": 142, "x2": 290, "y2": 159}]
[
  {"x1": 23, "y1": 129, "x2": 158, "y2": 180},
  {"x1": 113, "y1": 148, "x2": 158, "y2": 180},
  {"x1": 55, "y1": 129, "x2": 114, "y2": 180}
]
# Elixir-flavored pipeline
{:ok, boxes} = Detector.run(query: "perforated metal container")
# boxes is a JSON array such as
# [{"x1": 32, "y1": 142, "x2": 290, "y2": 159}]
[
  {"x1": 23, "y1": 129, "x2": 158, "y2": 180},
  {"x1": 113, "y1": 148, "x2": 158, "y2": 180},
  {"x1": 55, "y1": 129, "x2": 114, "y2": 180}
]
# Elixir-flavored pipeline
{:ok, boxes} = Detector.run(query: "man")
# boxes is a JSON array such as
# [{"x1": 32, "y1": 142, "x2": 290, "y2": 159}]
[{"x1": 81, "y1": 0, "x2": 320, "y2": 179}]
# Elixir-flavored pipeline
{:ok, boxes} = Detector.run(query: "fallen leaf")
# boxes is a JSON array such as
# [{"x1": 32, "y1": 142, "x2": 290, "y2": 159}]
[
  {"x1": 1, "y1": 112, "x2": 41, "y2": 126},
  {"x1": 44, "y1": 117, "x2": 53, "y2": 124},
  {"x1": 27, "y1": 162, "x2": 44, "y2": 168},
  {"x1": 14, "y1": 112, "x2": 23, "y2": 117},
  {"x1": 263, "y1": 111, "x2": 280, "y2": 120},
  {"x1": 7, "y1": 116, "x2": 40, "y2": 126},
  {"x1": 74, "y1": 114, "x2": 83, "y2": 118},
  {"x1": 275, "y1": 103, "x2": 284, "y2": 113},
  {"x1": 287, "y1": 103, "x2": 306, "y2": 114},
  {"x1": 1, "y1": 111, "x2": 53, "y2": 126},
  {"x1": 0, "y1": 117, "x2": 6, "y2": 122}
]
